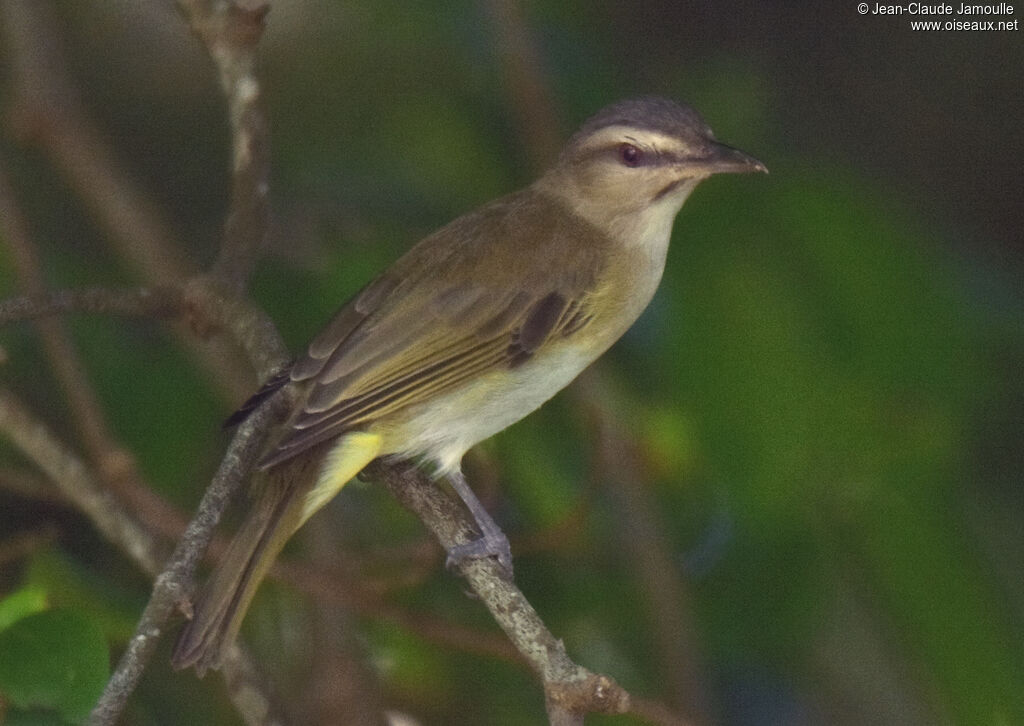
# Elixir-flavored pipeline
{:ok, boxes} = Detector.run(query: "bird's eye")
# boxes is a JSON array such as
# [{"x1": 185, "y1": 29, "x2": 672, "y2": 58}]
[{"x1": 618, "y1": 143, "x2": 642, "y2": 167}]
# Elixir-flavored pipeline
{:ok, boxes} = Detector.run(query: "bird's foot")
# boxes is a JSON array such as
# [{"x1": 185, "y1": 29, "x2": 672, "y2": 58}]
[
  {"x1": 445, "y1": 470, "x2": 514, "y2": 576},
  {"x1": 445, "y1": 529, "x2": 513, "y2": 575}
]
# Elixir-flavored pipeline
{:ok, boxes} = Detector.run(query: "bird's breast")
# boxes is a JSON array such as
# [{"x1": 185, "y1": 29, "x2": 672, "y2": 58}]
[
  {"x1": 378, "y1": 341, "x2": 600, "y2": 475},
  {"x1": 371, "y1": 204, "x2": 676, "y2": 475}
]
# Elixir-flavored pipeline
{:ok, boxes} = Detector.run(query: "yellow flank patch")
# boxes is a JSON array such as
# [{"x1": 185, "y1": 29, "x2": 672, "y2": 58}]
[{"x1": 300, "y1": 432, "x2": 382, "y2": 525}]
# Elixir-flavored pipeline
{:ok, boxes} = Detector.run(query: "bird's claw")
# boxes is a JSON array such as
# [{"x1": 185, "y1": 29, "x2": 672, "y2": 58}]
[{"x1": 445, "y1": 531, "x2": 513, "y2": 576}]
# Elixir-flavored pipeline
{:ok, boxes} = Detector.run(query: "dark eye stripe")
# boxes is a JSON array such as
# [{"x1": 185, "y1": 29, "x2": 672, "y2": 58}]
[{"x1": 572, "y1": 138, "x2": 672, "y2": 167}]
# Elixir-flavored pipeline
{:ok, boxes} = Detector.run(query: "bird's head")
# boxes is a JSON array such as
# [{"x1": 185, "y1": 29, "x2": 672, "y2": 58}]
[{"x1": 537, "y1": 96, "x2": 766, "y2": 244}]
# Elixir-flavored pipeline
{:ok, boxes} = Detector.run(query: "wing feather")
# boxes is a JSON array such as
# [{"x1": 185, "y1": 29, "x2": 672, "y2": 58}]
[{"x1": 256, "y1": 189, "x2": 613, "y2": 470}]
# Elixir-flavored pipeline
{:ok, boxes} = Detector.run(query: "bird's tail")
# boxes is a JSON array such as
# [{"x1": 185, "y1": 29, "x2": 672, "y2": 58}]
[{"x1": 172, "y1": 432, "x2": 381, "y2": 674}]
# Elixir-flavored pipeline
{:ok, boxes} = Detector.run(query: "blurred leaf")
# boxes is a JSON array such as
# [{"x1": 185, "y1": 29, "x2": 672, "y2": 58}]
[
  {"x1": 366, "y1": 620, "x2": 453, "y2": 710},
  {"x1": 0, "y1": 585, "x2": 49, "y2": 633},
  {"x1": 0, "y1": 610, "x2": 108, "y2": 723},
  {"x1": 1, "y1": 3, "x2": 1021, "y2": 723},
  {"x1": 66, "y1": 316, "x2": 224, "y2": 507},
  {"x1": 856, "y1": 496, "x2": 1024, "y2": 723},
  {"x1": 656, "y1": 164, "x2": 1024, "y2": 719},
  {"x1": 640, "y1": 403, "x2": 700, "y2": 481},
  {"x1": 371, "y1": 94, "x2": 512, "y2": 210},
  {"x1": 1, "y1": 708, "x2": 69, "y2": 726},
  {"x1": 26, "y1": 549, "x2": 143, "y2": 643},
  {"x1": 492, "y1": 403, "x2": 585, "y2": 528}
]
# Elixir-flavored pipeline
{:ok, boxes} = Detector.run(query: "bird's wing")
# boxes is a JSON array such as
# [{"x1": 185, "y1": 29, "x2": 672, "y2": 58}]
[{"x1": 257, "y1": 190, "x2": 608, "y2": 469}]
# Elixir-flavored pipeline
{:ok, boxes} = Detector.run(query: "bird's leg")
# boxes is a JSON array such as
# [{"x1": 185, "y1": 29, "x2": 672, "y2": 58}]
[{"x1": 445, "y1": 470, "x2": 513, "y2": 574}]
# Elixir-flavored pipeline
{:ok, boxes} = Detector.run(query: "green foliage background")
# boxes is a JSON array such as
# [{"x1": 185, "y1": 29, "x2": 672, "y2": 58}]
[{"x1": 0, "y1": 1, "x2": 1021, "y2": 724}]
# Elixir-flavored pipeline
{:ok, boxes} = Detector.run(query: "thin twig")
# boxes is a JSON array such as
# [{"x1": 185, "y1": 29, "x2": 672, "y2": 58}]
[
  {"x1": 484, "y1": 11, "x2": 696, "y2": 722},
  {"x1": 0, "y1": 388, "x2": 166, "y2": 577},
  {"x1": 181, "y1": 277, "x2": 290, "y2": 381},
  {"x1": 89, "y1": 392, "x2": 290, "y2": 726},
  {"x1": 365, "y1": 461, "x2": 631, "y2": 723},
  {"x1": 1, "y1": 0, "x2": 191, "y2": 284},
  {"x1": 220, "y1": 644, "x2": 289, "y2": 726},
  {"x1": 175, "y1": 0, "x2": 272, "y2": 291},
  {"x1": 0, "y1": 287, "x2": 183, "y2": 327},
  {"x1": 630, "y1": 696, "x2": 702, "y2": 726},
  {"x1": 274, "y1": 557, "x2": 522, "y2": 663},
  {"x1": 4, "y1": 1, "x2": 286, "y2": 723},
  {"x1": 0, "y1": 466, "x2": 68, "y2": 505},
  {"x1": 575, "y1": 371, "x2": 713, "y2": 725},
  {"x1": 0, "y1": 288, "x2": 290, "y2": 726},
  {"x1": 0, "y1": 0, "x2": 255, "y2": 402},
  {"x1": 0, "y1": 163, "x2": 111, "y2": 455},
  {"x1": 0, "y1": 524, "x2": 60, "y2": 568},
  {"x1": 0, "y1": 281, "x2": 287, "y2": 386},
  {"x1": 0, "y1": 165, "x2": 190, "y2": 535},
  {"x1": 1, "y1": 3, "x2": 681, "y2": 724},
  {"x1": 484, "y1": 0, "x2": 563, "y2": 173}
]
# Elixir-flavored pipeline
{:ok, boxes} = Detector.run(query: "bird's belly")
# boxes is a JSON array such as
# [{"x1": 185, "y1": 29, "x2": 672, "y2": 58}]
[{"x1": 378, "y1": 343, "x2": 599, "y2": 474}]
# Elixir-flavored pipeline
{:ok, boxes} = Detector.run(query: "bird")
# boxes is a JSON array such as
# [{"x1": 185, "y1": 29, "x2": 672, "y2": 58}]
[{"x1": 172, "y1": 96, "x2": 766, "y2": 674}]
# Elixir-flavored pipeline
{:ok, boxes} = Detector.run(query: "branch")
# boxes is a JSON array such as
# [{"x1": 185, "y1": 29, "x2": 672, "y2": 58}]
[
  {"x1": 181, "y1": 276, "x2": 290, "y2": 381},
  {"x1": 0, "y1": 162, "x2": 203, "y2": 590},
  {"x1": 219, "y1": 644, "x2": 289, "y2": 726},
  {"x1": 0, "y1": 166, "x2": 158, "y2": 459},
  {"x1": 176, "y1": 0, "x2": 272, "y2": 291},
  {"x1": 0, "y1": 280, "x2": 287, "y2": 386},
  {"x1": 0, "y1": 524, "x2": 60, "y2": 569},
  {"x1": 0, "y1": 466, "x2": 67, "y2": 505},
  {"x1": 0, "y1": 388, "x2": 166, "y2": 577},
  {"x1": 89, "y1": 391, "x2": 291, "y2": 726},
  {"x1": 273, "y1": 557, "x2": 521, "y2": 663},
  {"x1": 484, "y1": 0, "x2": 563, "y2": 172},
  {"x1": 0, "y1": 0, "x2": 256, "y2": 403},
  {"x1": 364, "y1": 461, "x2": 631, "y2": 723},
  {"x1": 575, "y1": 372, "x2": 714, "y2": 725},
  {"x1": 4, "y1": 2, "x2": 286, "y2": 723},
  {"x1": 0, "y1": 287, "x2": 183, "y2": 327},
  {"x1": 0, "y1": 391, "x2": 285, "y2": 726},
  {"x1": 1, "y1": 0, "x2": 191, "y2": 284},
  {"x1": 2, "y1": 3, "x2": 687, "y2": 724}
]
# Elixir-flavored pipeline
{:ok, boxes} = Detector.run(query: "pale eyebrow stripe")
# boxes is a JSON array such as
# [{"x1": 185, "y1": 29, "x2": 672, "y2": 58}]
[{"x1": 576, "y1": 126, "x2": 686, "y2": 155}]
